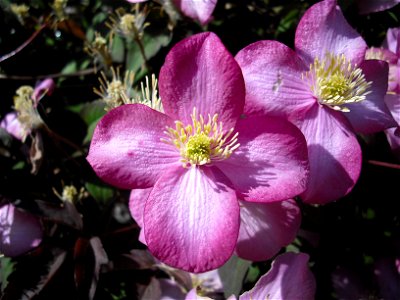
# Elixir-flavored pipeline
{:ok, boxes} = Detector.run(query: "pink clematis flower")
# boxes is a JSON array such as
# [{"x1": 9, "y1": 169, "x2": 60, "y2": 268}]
[
  {"x1": 236, "y1": 0, "x2": 396, "y2": 205},
  {"x1": 126, "y1": 0, "x2": 217, "y2": 25},
  {"x1": 356, "y1": 0, "x2": 400, "y2": 14},
  {"x1": 0, "y1": 203, "x2": 43, "y2": 257},
  {"x1": 87, "y1": 32, "x2": 309, "y2": 272},
  {"x1": 366, "y1": 28, "x2": 400, "y2": 160}
]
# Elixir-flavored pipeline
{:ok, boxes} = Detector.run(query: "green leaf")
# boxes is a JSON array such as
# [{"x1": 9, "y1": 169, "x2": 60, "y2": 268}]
[
  {"x1": 0, "y1": 257, "x2": 14, "y2": 292},
  {"x1": 111, "y1": 35, "x2": 125, "y2": 63},
  {"x1": 61, "y1": 61, "x2": 78, "y2": 75},
  {"x1": 68, "y1": 100, "x2": 106, "y2": 126},
  {"x1": 244, "y1": 265, "x2": 260, "y2": 285},
  {"x1": 85, "y1": 182, "x2": 115, "y2": 204},
  {"x1": 83, "y1": 118, "x2": 101, "y2": 144},
  {"x1": 126, "y1": 32, "x2": 172, "y2": 73},
  {"x1": 218, "y1": 255, "x2": 252, "y2": 298}
]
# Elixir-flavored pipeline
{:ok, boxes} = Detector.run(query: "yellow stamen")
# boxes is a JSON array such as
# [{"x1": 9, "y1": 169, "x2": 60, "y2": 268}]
[
  {"x1": 302, "y1": 53, "x2": 372, "y2": 112},
  {"x1": 161, "y1": 108, "x2": 240, "y2": 168}
]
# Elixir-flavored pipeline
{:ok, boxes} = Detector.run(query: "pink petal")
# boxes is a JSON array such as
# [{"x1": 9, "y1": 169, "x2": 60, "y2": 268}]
[
  {"x1": 216, "y1": 115, "x2": 309, "y2": 202},
  {"x1": 236, "y1": 199, "x2": 301, "y2": 261},
  {"x1": 295, "y1": 0, "x2": 367, "y2": 66},
  {"x1": 159, "y1": 32, "x2": 245, "y2": 130},
  {"x1": 87, "y1": 104, "x2": 180, "y2": 189},
  {"x1": 383, "y1": 27, "x2": 400, "y2": 55},
  {"x1": 357, "y1": 0, "x2": 400, "y2": 14},
  {"x1": 0, "y1": 204, "x2": 43, "y2": 257},
  {"x1": 235, "y1": 40, "x2": 314, "y2": 119},
  {"x1": 129, "y1": 188, "x2": 152, "y2": 245},
  {"x1": 365, "y1": 47, "x2": 398, "y2": 64},
  {"x1": 0, "y1": 112, "x2": 24, "y2": 141},
  {"x1": 297, "y1": 104, "x2": 362, "y2": 204},
  {"x1": 388, "y1": 61, "x2": 400, "y2": 94},
  {"x1": 144, "y1": 166, "x2": 239, "y2": 273},
  {"x1": 240, "y1": 252, "x2": 316, "y2": 300},
  {"x1": 384, "y1": 94, "x2": 400, "y2": 160},
  {"x1": 32, "y1": 78, "x2": 55, "y2": 104},
  {"x1": 129, "y1": 188, "x2": 152, "y2": 228},
  {"x1": 345, "y1": 60, "x2": 397, "y2": 133},
  {"x1": 172, "y1": 0, "x2": 217, "y2": 25}
]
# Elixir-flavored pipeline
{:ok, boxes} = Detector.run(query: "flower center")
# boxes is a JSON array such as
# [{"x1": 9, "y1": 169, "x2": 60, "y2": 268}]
[
  {"x1": 162, "y1": 108, "x2": 240, "y2": 168},
  {"x1": 303, "y1": 53, "x2": 372, "y2": 112}
]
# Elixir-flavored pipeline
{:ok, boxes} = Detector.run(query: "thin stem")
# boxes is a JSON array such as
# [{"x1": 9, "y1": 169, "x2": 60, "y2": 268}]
[
  {"x1": 134, "y1": 37, "x2": 149, "y2": 70},
  {"x1": 0, "y1": 24, "x2": 47, "y2": 63},
  {"x1": 0, "y1": 68, "x2": 97, "y2": 80},
  {"x1": 367, "y1": 160, "x2": 400, "y2": 170}
]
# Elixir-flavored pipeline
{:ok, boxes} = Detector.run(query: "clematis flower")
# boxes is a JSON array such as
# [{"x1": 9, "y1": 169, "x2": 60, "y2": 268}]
[
  {"x1": 0, "y1": 203, "x2": 43, "y2": 257},
  {"x1": 87, "y1": 32, "x2": 309, "y2": 272},
  {"x1": 236, "y1": 0, "x2": 396, "y2": 204},
  {"x1": 126, "y1": 0, "x2": 217, "y2": 25},
  {"x1": 366, "y1": 28, "x2": 400, "y2": 160},
  {"x1": 355, "y1": 0, "x2": 400, "y2": 14}
]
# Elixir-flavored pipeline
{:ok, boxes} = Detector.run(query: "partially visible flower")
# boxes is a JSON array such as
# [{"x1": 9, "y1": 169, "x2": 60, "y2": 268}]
[
  {"x1": 1, "y1": 79, "x2": 55, "y2": 141},
  {"x1": 0, "y1": 203, "x2": 43, "y2": 257},
  {"x1": 127, "y1": 0, "x2": 217, "y2": 25},
  {"x1": 356, "y1": 0, "x2": 400, "y2": 14},
  {"x1": 33, "y1": 78, "x2": 55, "y2": 102},
  {"x1": 0, "y1": 112, "x2": 24, "y2": 140},
  {"x1": 236, "y1": 0, "x2": 396, "y2": 204},
  {"x1": 239, "y1": 252, "x2": 316, "y2": 300},
  {"x1": 87, "y1": 32, "x2": 309, "y2": 272},
  {"x1": 365, "y1": 28, "x2": 400, "y2": 160}
]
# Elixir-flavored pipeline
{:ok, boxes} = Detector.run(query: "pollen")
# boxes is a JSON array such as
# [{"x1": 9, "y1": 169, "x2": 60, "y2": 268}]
[
  {"x1": 161, "y1": 108, "x2": 240, "y2": 168},
  {"x1": 302, "y1": 53, "x2": 372, "y2": 112}
]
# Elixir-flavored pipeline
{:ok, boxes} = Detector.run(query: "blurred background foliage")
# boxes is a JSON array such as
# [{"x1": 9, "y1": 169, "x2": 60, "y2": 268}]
[{"x1": 0, "y1": 0, "x2": 399, "y2": 299}]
